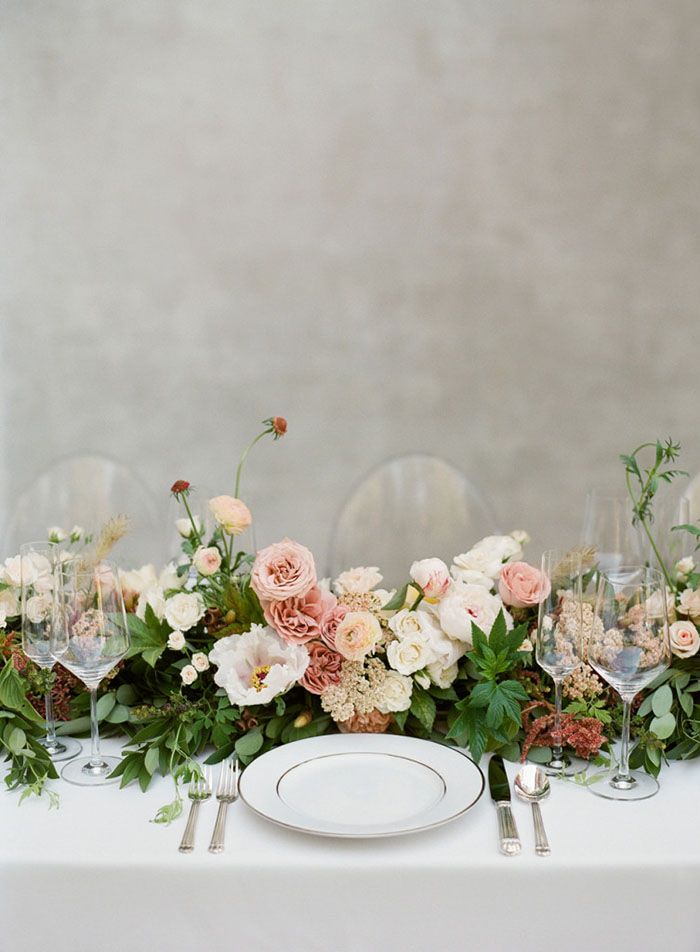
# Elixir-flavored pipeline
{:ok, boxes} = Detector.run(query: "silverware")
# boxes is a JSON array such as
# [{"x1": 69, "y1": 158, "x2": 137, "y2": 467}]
[
  {"x1": 515, "y1": 764, "x2": 551, "y2": 857},
  {"x1": 178, "y1": 767, "x2": 212, "y2": 853},
  {"x1": 488, "y1": 755, "x2": 521, "y2": 856},
  {"x1": 208, "y1": 757, "x2": 239, "y2": 854}
]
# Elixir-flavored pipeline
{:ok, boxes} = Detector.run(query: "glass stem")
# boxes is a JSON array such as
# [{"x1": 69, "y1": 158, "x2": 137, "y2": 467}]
[
  {"x1": 618, "y1": 699, "x2": 632, "y2": 781},
  {"x1": 44, "y1": 691, "x2": 57, "y2": 747},
  {"x1": 552, "y1": 679, "x2": 563, "y2": 760},
  {"x1": 89, "y1": 688, "x2": 103, "y2": 767}
]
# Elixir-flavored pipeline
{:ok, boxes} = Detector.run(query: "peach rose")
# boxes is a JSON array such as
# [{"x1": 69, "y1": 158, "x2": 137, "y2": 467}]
[
  {"x1": 208, "y1": 496, "x2": 252, "y2": 535},
  {"x1": 319, "y1": 600, "x2": 348, "y2": 650},
  {"x1": 262, "y1": 586, "x2": 331, "y2": 645},
  {"x1": 251, "y1": 538, "x2": 317, "y2": 601},
  {"x1": 299, "y1": 640, "x2": 343, "y2": 695},
  {"x1": 334, "y1": 611, "x2": 382, "y2": 661},
  {"x1": 669, "y1": 620, "x2": 700, "y2": 659},
  {"x1": 498, "y1": 561, "x2": 551, "y2": 608}
]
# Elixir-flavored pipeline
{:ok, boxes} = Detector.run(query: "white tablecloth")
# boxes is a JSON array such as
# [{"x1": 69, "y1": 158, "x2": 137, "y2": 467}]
[{"x1": 2, "y1": 738, "x2": 699, "y2": 952}]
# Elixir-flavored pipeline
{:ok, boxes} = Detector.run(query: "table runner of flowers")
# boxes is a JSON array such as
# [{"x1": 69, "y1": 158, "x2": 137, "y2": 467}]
[{"x1": 1, "y1": 422, "x2": 699, "y2": 819}]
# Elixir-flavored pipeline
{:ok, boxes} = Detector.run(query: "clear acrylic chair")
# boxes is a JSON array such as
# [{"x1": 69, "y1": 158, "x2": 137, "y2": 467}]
[
  {"x1": 327, "y1": 453, "x2": 500, "y2": 589},
  {"x1": 683, "y1": 473, "x2": 700, "y2": 526},
  {"x1": 2, "y1": 454, "x2": 166, "y2": 567}
]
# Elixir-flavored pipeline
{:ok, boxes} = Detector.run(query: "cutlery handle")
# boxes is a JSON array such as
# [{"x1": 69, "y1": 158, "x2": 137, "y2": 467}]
[
  {"x1": 496, "y1": 802, "x2": 521, "y2": 856},
  {"x1": 208, "y1": 801, "x2": 229, "y2": 854},
  {"x1": 179, "y1": 800, "x2": 201, "y2": 853},
  {"x1": 532, "y1": 802, "x2": 551, "y2": 856}
]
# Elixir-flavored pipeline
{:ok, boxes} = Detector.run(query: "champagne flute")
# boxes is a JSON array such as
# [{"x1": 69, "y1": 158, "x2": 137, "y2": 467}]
[
  {"x1": 19, "y1": 542, "x2": 82, "y2": 762},
  {"x1": 581, "y1": 491, "x2": 643, "y2": 575},
  {"x1": 585, "y1": 565, "x2": 671, "y2": 800},
  {"x1": 535, "y1": 549, "x2": 585, "y2": 777},
  {"x1": 52, "y1": 560, "x2": 129, "y2": 786}
]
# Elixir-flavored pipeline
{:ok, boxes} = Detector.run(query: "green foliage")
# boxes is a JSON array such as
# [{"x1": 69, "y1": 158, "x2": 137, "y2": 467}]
[
  {"x1": 446, "y1": 613, "x2": 528, "y2": 762},
  {"x1": 0, "y1": 659, "x2": 57, "y2": 797}
]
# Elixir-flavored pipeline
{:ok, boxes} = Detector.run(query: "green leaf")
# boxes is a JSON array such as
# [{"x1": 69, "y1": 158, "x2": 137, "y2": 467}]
[
  {"x1": 96, "y1": 692, "x2": 116, "y2": 720},
  {"x1": 650, "y1": 712, "x2": 676, "y2": 740},
  {"x1": 105, "y1": 703, "x2": 130, "y2": 724},
  {"x1": 8, "y1": 727, "x2": 26, "y2": 754},
  {"x1": 144, "y1": 746, "x2": 160, "y2": 775},
  {"x1": 410, "y1": 685, "x2": 437, "y2": 733},
  {"x1": 637, "y1": 695, "x2": 654, "y2": 717},
  {"x1": 381, "y1": 584, "x2": 409, "y2": 612},
  {"x1": 679, "y1": 692, "x2": 694, "y2": 718},
  {"x1": 235, "y1": 728, "x2": 264, "y2": 758},
  {"x1": 116, "y1": 684, "x2": 138, "y2": 705},
  {"x1": 651, "y1": 684, "x2": 674, "y2": 717},
  {"x1": 142, "y1": 646, "x2": 166, "y2": 668}
]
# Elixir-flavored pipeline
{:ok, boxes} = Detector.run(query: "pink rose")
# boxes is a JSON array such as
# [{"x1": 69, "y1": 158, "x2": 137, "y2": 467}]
[
  {"x1": 262, "y1": 586, "x2": 329, "y2": 645},
  {"x1": 409, "y1": 558, "x2": 450, "y2": 600},
  {"x1": 669, "y1": 620, "x2": 700, "y2": 659},
  {"x1": 299, "y1": 640, "x2": 343, "y2": 695},
  {"x1": 319, "y1": 599, "x2": 348, "y2": 650},
  {"x1": 498, "y1": 561, "x2": 551, "y2": 608},
  {"x1": 208, "y1": 496, "x2": 252, "y2": 536},
  {"x1": 251, "y1": 538, "x2": 317, "y2": 601}
]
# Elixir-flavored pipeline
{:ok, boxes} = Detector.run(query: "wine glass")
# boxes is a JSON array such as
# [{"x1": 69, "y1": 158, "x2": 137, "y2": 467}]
[
  {"x1": 585, "y1": 565, "x2": 671, "y2": 800},
  {"x1": 581, "y1": 491, "x2": 643, "y2": 575},
  {"x1": 52, "y1": 559, "x2": 130, "y2": 786},
  {"x1": 19, "y1": 542, "x2": 82, "y2": 762},
  {"x1": 535, "y1": 549, "x2": 586, "y2": 777}
]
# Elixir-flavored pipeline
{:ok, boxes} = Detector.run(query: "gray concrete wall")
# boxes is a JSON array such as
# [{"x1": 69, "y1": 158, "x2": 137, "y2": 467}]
[{"x1": 1, "y1": 0, "x2": 699, "y2": 565}]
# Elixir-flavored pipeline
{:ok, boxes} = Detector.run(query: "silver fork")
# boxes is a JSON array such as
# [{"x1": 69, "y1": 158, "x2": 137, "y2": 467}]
[
  {"x1": 208, "y1": 758, "x2": 239, "y2": 854},
  {"x1": 178, "y1": 767, "x2": 212, "y2": 853}
]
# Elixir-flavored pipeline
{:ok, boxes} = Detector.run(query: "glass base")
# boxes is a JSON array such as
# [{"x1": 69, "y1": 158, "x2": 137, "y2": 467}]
[
  {"x1": 587, "y1": 768, "x2": 660, "y2": 801},
  {"x1": 61, "y1": 755, "x2": 122, "y2": 787},
  {"x1": 40, "y1": 735, "x2": 82, "y2": 763},
  {"x1": 539, "y1": 752, "x2": 587, "y2": 778}
]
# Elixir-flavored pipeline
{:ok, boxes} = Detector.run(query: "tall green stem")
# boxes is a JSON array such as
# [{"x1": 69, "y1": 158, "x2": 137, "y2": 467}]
[
  {"x1": 625, "y1": 468, "x2": 675, "y2": 592},
  {"x1": 235, "y1": 431, "x2": 268, "y2": 499}
]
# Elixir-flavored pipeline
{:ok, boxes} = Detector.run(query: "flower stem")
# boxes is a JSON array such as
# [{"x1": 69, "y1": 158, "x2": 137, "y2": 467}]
[
  {"x1": 234, "y1": 430, "x2": 269, "y2": 499},
  {"x1": 181, "y1": 495, "x2": 203, "y2": 549},
  {"x1": 625, "y1": 468, "x2": 675, "y2": 592}
]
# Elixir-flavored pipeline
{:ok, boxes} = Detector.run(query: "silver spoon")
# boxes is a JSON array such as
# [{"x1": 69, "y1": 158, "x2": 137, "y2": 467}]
[{"x1": 514, "y1": 764, "x2": 551, "y2": 857}]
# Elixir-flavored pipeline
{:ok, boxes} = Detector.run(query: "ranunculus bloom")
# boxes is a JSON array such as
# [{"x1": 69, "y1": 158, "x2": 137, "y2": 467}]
[
  {"x1": 410, "y1": 558, "x2": 451, "y2": 600},
  {"x1": 333, "y1": 566, "x2": 383, "y2": 595},
  {"x1": 299, "y1": 640, "x2": 343, "y2": 695},
  {"x1": 498, "y1": 561, "x2": 551, "y2": 608},
  {"x1": 271, "y1": 416, "x2": 287, "y2": 437},
  {"x1": 171, "y1": 480, "x2": 190, "y2": 495},
  {"x1": 319, "y1": 600, "x2": 348, "y2": 650},
  {"x1": 669, "y1": 620, "x2": 700, "y2": 659},
  {"x1": 193, "y1": 546, "x2": 222, "y2": 577},
  {"x1": 251, "y1": 538, "x2": 317, "y2": 601},
  {"x1": 209, "y1": 624, "x2": 309, "y2": 706},
  {"x1": 262, "y1": 586, "x2": 330, "y2": 645},
  {"x1": 334, "y1": 611, "x2": 382, "y2": 660},
  {"x1": 208, "y1": 496, "x2": 252, "y2": 536}
]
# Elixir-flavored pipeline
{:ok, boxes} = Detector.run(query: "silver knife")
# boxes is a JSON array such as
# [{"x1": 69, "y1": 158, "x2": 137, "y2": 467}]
[{"x1": 488, "y1": 755, "x2": 521, "y2": 856}]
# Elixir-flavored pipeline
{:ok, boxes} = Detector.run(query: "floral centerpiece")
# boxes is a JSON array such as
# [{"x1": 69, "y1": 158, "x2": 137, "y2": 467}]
[{"x1": 1, "y1": 425, "x2": 698, "y2": 816}]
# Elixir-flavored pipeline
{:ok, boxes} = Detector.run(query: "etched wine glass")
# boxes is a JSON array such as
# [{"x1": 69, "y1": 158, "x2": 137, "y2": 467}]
[
  {"x1": 535, "y1": 549, "x2": 585, "y2": 776},
  {"x1": 52, "y1": 559, "x2": 129, "y2": 786},
  {"x1": 19, "y1": 542, "x2": 82, "y2": 762},
  {"x1": 585, "y1": 565, "x2": 671, "y2": 800}
]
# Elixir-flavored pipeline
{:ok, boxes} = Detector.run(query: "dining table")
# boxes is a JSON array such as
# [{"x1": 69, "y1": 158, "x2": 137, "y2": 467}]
[{"x1": 1, "y1": 737, "x2": 699, "y2": 952}]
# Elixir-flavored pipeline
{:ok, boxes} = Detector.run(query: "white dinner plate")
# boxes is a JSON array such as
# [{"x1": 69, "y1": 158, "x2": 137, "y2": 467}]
[{"x1": 238, "y1": 733, "x2": 485, "y2": 838}]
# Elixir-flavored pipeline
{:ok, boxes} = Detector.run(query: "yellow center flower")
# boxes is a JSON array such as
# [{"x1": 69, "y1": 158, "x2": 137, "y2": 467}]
[{"x1": 250, "y1": 665, "x2": 271, "y2": 692}]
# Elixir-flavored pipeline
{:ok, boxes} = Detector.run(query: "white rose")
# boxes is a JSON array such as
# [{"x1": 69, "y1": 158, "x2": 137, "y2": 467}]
[
  {"x1": 47, "y1": 526, "x2": 67, "y2": 543},
  {"x1": 387, "y1": 633, "x2": 438, "y2": 675},
  {"x1": 164, "y1": 592, "x2": 205, "y2": 632},
  {"x1": 192, "y1": 651, "x2": 210, "y2": 672},
  {"x1": 388, "y1": 609, "x2": 424, "y2": 639},
  {"x1": 193, "y1": 547, "x2": 222, "y2": 577},
  {"x1": 675, "y1": 557, "x2": 695, "y2": 581},
  {"x1": 120, "y1": 564, "x2": 158, "y2": 600},
  {"x1": 3, "y1": 555, "x2": 36, "y2": 588},
  {"x1": 181, "y1": 664, "x2": 198, "y2": 685},
  {"x1": 450, "y1": 567, "x2": 494, "y2": 589},
  {"x1": 175, "y1": 516, "x2": 202, "y2": 539},
  {"x1": 438, "y1": 585, "x2": 512, "y2": 646},
  {"x1": 167, "y1": 630, "x2": 186, "y2": 650},
  {"x1": 427, "y1": 659, "x2": 459, "y2": 689},
  {"x1": 452, "y1": 535, "x2": 522, "y2": 580},
  {"x1": 333, "y1": 566, "x2": 383, "y2": 595},
  {"x1": 25, "y1": 593, "x2": 53, "y2": 625},
  {"x1": 669, "y1": 620, "x2": 700, "y2": 659},
  {"x1": 679, "y1": 587, "x2": 700, "y2": 621},
  {"x1": 136, "y1": 585, "x2": 166, "y2": 622},
  {"x1": 645, "y1": 588, "x2": 676, "y2": 622},
  {"x1": 409, "y1": 558, "x2": 451, "y2": 600},
  {"x1": 375, "y1": 670, "x2": 413, "y2": 714}
]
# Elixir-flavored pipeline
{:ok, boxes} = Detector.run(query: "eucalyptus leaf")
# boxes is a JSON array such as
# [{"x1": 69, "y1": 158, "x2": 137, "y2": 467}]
[
  {"x1": 650, "y1": 711, "x2": 676, "y2": 740},
  {"x1": 651, "y1": 684, "x2": 673, "y2": 717}
]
